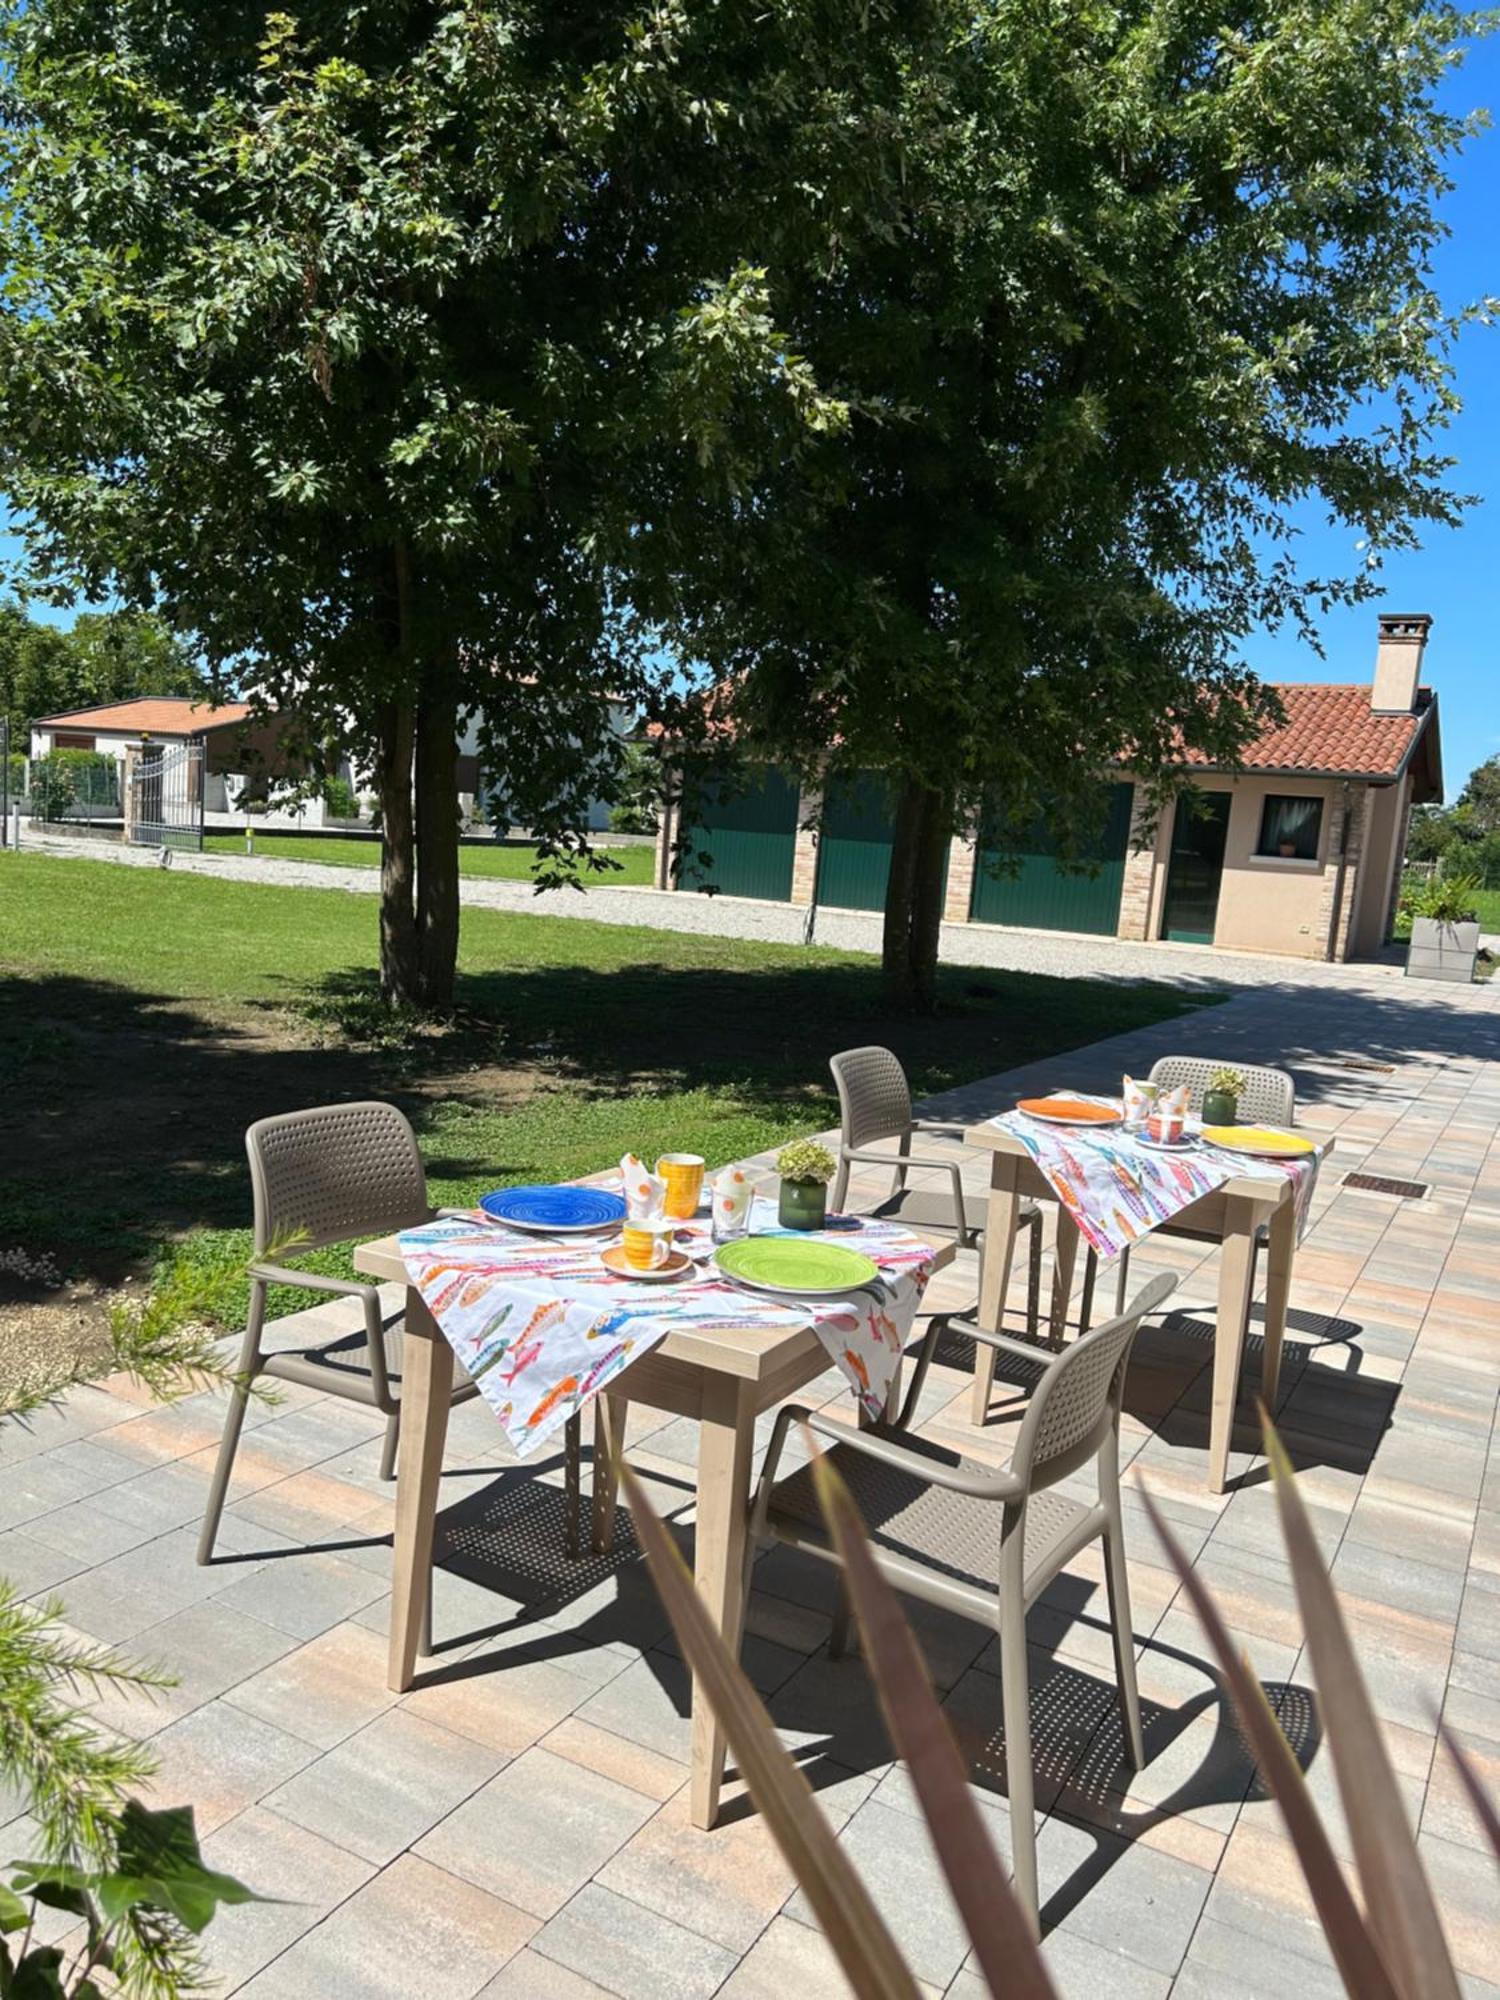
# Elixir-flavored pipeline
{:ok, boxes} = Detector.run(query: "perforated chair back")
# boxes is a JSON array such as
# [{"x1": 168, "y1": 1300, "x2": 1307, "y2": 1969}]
[
  {"x1": 246, "y1": 1102, "x2": 429, "y2": 1255},
  {"x1": 830, "y1": 1046, "x2": 914, "y2": 1152},
  {"x1": 1148, "y1": 1055, "x2": 1295, "y2": 1127},
  {"x1": 1009, "y1": 1272, "x2": 1175, "y2": 1492}
]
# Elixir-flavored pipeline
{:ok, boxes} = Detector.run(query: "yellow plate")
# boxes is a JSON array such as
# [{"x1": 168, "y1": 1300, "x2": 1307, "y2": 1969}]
[{"x1": 1202, "y1": 1125, "x2": 1314, "y2": 1159}]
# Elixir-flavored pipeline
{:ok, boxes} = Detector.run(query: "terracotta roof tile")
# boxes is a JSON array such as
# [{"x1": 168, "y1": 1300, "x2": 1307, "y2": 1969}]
[
  {"x1": 35, "y1": 696, "x2": 256, "y2": 737},
  {"x1": 1180, "y1": 684, "x2": 1431, "y2": 778}
]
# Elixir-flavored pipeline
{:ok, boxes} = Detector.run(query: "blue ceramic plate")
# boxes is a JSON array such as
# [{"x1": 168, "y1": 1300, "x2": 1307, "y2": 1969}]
[{"x1": 479, "y1": 1185, "x2": 627, "y2": 1233}]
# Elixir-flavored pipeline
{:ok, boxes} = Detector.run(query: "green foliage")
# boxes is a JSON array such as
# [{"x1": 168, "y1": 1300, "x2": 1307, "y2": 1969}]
[
  {"x1": 319, "y1": 774, "x2": 358, "y2": 821},
  {"x1": 1209, "y1": 1067, "x2": 1246, "y2": 1098},
  {"x1": 1398, "y1": 870, "x2": 1481, "y2": 930},
  {"x1": 775, "y1": 1139, "x2": 837, "y2": 1186},
  {"x1": 609, "y1": 742, "x2": 662, "y2": 837},
  {"x1": 0, "y1": 1587, "x2": 260, "y2": 1999},
  {"x1": 1456, "y1": 754, "x2": 1500, "y2": 835},
  {"x1": 27, "y1": 755, "x2": 75, "y2": 820},
  {"x1": 0, "y1": 604, "x2": 203, "y2": 747}
]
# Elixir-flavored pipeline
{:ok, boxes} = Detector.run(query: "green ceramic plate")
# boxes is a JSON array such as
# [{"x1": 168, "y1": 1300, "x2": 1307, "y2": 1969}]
[{"x1": 713, "y1": 1235, "x2": 880, "y2": 1297}]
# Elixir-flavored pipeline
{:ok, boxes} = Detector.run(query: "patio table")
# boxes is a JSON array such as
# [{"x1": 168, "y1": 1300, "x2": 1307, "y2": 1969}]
[
  {"x1": 353, "y1": 1219, "x2": 954, "y2": 1830},
  {"x1": 961, "y1": 1119, "x2": 1333, "y2": 1493}
]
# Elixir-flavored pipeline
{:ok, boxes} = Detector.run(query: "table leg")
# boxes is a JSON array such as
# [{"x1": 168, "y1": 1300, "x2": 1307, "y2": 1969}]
[
  {"x1": 1261, "y1": 1198, "x2": 1296, "y2": 1412},
  {"x1": 689, "y1": 1374, "x2": 758, "y2": 1829},
  {"x1": 388, "y1": 1293, "x2": 453, "y2": 1692},
  {"x1": 591, "y1": 1392, "x2": 628, "y2": 1555},
  {"x1": 1210, "y1": 1197, "x2": 1257, "y2": 1496},
  {"x1": 971, "y1": 1153, "x2": 1022, "y2": 1425},
  {"x1": 1049, "y1": 1211, "x2": 1081, "y2": 1349}
]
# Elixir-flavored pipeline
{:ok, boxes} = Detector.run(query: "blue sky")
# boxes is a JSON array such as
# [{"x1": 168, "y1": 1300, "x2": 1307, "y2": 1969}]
[
  {"x1": 1247, "y1": 32, "x2": 1500, "y2": 801},
  {"x1": 5, "y1": 33, "x2": 1496, "y2": 797}
]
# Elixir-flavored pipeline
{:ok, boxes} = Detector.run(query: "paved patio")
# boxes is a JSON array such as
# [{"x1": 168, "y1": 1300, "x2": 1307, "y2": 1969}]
[{"x1": 3, "y1": 967, "x2": 1498, "y2": 1997}]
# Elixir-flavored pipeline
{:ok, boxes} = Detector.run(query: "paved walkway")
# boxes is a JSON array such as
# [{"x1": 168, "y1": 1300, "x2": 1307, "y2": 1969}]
[
  {"x1": 15, "y1": 828, "x2": 1407, "y2": 991},
  {"x1": 3, "y1": 973, "x2": 1498, "y2": 1996}
]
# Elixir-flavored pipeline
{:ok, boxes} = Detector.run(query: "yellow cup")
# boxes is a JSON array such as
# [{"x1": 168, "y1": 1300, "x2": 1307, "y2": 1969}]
[
  {"x1": 622, "y1": 1219, "x2": 674, "y2": 1271},
  {"x1": 656, "y1": 1153, "x2": 706, "y2": 1221}
]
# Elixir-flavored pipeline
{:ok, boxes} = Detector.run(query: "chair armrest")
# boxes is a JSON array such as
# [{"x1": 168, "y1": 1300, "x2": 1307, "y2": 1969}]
[
  {"x1": 751, "y1": 1402, "x2": 1021, "y2": 1544},
  {"x1": 247, "y1": 1265, "x2": 397, "y2": 1406},
  {"x1": 943, "y1": 1314, "x2": 1055, "y2": 1370},
  {"x1": 248, "y1": 1262, "x2": 382, "y2": 1299},
  {"x1": 839, "y1": 1146, "x2": 973, "y2": 1240}
]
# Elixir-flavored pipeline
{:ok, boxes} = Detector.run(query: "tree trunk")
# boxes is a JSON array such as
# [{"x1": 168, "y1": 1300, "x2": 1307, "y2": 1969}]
[
  {"x1": 375, "y1": 699, "x2": 420, "y2": 1007},
  {"x1": 881, "y1": 778, "x2": 949, "y2": 1014},
  {"x1": 415, "y1": 691, "x2": 461, "y2": 1011}
]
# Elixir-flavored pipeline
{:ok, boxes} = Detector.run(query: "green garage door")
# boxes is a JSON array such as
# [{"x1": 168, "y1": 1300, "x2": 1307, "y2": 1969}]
[
  {"x1": 678, "y1": 766, "x2": 799, "y2": 901},
  {"x1": 970, "y1": 783, "x2": 1134, "y2": 935},
  {"x1": 816, "y1": 771, "x2": 896, "y2": 911}
]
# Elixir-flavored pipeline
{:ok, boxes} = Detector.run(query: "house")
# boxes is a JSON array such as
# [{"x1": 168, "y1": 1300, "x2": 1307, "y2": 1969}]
[
  {"x1": 28, "y1": 695, "x2": 288, "y2": 814},
  {"x1": 656, "y1": 610, "x2": 1442, "y2": 962}
]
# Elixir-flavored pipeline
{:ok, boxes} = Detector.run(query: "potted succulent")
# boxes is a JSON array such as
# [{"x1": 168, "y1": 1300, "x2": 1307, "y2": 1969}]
[
  {"x1": 776, "y1": 1139, "x2": 837, "y2": 1230},
  {"x1": 1401, "y1": 872, "x2": 1482, "y2": 984},
  {"x1": 1202, "y1": 1066, "x2": 1244, "y2": 1126}
]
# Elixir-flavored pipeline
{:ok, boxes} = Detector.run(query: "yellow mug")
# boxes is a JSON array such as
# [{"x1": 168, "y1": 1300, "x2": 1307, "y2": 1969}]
[
  {"x1": 657, "y1": 1153, "x2": 706, "y2": 1221},
  {"x1": 622, "y1": 1218, "x2": 675, "y2": 1271}
]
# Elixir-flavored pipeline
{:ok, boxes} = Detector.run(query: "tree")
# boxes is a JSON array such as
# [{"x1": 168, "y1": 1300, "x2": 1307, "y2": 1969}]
[
  {"x1": 1456, "y1": 754, "x2": 1500, "y2": 835},
  {"x1": 0, "y1": 3, "x2": 845, "y2": 1009},
  {"x1": 638, "y1": 0, "x2": 1490, "y2": 1009},
  {"x1": 0, "y1": 603, "x2": 201, "y2": 747}
]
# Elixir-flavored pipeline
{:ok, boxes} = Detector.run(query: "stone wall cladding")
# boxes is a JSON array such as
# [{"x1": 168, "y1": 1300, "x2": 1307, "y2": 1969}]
[
  {"x1": 1116, "y1": 785, "x2": 1155, "y2": 940},
  {"x1": 944, "y1": 834, "x2": 978, "y2": 924},
  {"x1": 1314, "y1": 785, "x2": 1366, "y2": 961},
  {"x1": 790, "y1": 785, "x2": 821, "y2": 906}
]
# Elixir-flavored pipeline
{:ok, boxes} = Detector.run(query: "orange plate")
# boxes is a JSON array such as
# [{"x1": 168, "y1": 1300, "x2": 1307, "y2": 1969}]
[{"x1": 1017, "y1": 1097, "x2": 1121, "y2": 1126}]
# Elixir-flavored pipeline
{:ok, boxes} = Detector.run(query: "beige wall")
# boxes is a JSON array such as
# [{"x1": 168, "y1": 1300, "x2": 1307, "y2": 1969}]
[{"x1": 1126, "y1": 774, "x2": 1398, "y2": 960}]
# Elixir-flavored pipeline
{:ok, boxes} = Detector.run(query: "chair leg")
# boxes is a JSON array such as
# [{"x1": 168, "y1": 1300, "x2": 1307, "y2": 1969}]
[
  {"x1": 1079, "y1": 1249, "x2": 1097, "y2": 1341},
  {"x1": 563, "y1": 1413, "x2": 582, "y2": 1559},
  {"x1": 1103, "y1": 1511, "x2": 1146, "y2": 1770},
  {"x1": 196, "y1": 1374, "x2": 253, "y2": 1565},
  {"x1": 1115, "y1": 1245, "x2": 1131, "y2": 1318},
  {"x1": 998, "y1": 1579, "x2": 1040, "y2": 1937},
  {"x1": 419, "y1": 1565, "x2": 434, "y2": 1658},
  {"x1": 1025, "y1": 1219, "x2": 1043, "y2": 1342},
  {"x1": 378, "y1": 1407, "x2": 401, "y2": 1482}
]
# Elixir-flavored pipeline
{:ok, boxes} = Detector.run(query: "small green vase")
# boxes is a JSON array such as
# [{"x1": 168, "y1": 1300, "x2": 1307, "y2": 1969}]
[
  {"x1": 1202, "y1": 1088, "x2": 1239, "y2": 1126},
  {"x1": 777, "y1": 1178, "x2": 828, "y2": 1231}
]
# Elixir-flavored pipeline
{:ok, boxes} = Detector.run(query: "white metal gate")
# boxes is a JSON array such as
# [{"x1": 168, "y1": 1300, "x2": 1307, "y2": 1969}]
[{"x1": 127, "y1": 739, "x2": 205, "y2": 851}]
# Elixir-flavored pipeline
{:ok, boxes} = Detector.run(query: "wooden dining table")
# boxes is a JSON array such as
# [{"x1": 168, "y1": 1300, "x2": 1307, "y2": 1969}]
[
  {"x1": 353, "y1": 1228, "x2": 954, "y2": 1830},
  {"x1": 961, "y1": 1123, "x2": 1333, "y2": 1494}
]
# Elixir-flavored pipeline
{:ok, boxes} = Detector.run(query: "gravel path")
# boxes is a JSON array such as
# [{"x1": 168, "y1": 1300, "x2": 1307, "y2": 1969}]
[{"x1": 15, "y1": 828, "x2": 1407, "y2": 994}]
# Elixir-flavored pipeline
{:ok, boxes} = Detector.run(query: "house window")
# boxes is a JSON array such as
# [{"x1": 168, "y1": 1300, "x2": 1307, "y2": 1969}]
[{"x1": 1256, "y1": 794, "x2": 1323, "y2": 861}]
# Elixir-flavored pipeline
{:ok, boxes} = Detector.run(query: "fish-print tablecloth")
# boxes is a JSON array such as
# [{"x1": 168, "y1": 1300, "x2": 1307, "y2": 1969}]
[
  {"x1": 398, "y1": 1198, "x2": 937, "y2": 1457},
  {"x1": 991, "y1": 1100, "x2": 1323, "y2": 1262}
]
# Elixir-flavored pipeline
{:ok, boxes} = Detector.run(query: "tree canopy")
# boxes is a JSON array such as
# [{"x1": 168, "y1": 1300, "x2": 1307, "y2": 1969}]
[
  {"x1": 0, "y1": 603, "x2": 202, "y2": 747},
  {"x1": 636, "y1": 0, "x2": 1491, "y2": 1005}
]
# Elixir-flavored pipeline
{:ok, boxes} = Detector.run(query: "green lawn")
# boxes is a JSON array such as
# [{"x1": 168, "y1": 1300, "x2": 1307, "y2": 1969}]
[
  {"x1": 1471, "y1": 888, "x2": 1500, "y2": 933},
  {"x1": 0, "y1": 851, "x2": 1221, "y2": 1333},
  {"x1": 204, "y1": 830, "x2": 658, "y2": 887}
]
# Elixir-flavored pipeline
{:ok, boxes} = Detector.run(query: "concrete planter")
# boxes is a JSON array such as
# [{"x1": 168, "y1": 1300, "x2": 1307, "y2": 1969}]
[{"x1": 1406, "y1": 916, "x2": 1480, "y2": 984}]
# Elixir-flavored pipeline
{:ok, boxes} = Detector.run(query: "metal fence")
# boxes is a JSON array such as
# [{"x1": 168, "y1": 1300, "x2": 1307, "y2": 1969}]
[{"x1": 29, "y1": 750, "x2": 123, "y2": 840}]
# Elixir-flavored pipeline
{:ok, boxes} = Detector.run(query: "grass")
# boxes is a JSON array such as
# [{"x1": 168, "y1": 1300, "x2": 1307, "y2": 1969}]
[
  {"x1": 203, "y1": 830, "x2": 658, "y2": 887},
  {"x1": 0, "y1": 850, "x2": 1221, "y2": 1346},
  {"x1": 1470, "y1": 888, "x2": 1500, "y2": 932}
]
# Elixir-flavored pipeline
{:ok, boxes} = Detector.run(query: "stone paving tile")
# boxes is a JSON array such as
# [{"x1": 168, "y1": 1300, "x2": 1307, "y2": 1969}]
[
  {"x1": 236, "y1": 1852, "x2": 535, "y2": 1999},
  {"x1": 533, "y1": 1881, "x2": 739, "y2": 2000},
  {"x1": 265, "y1": 1705, "x2": 500, "y2": 1865},
  {"x1": 135, "y1": 1697, "x2": 317, "y2": 1833},
  {"x1": 417, "y1": 1745, "x2": 657, "y2": 1919},
  {"x1": 9, "y1": 970, "x2": 1500, "y2": 1995},
  {"x1": 199, "y1": 1805, "x2": 376, "y2": 1993}
]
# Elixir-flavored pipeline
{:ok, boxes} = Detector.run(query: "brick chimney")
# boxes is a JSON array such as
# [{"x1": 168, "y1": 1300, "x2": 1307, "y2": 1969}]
[{"x1": 1371, "y1": 611, "x2": 1431, "y2": 714}]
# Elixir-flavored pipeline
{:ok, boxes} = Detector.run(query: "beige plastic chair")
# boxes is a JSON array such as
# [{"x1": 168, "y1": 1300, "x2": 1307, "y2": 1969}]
[
  {"x1": 750, "y1": 1270, "x2": 1176, "y2": 1931},
  {"x1": 830, "y1": 1046, "x2": 1043, "y2": 1338},
  {"x1": 196, "y1": 1102, "x2": 583, "y2": 1627},
  {"x1": 1079, "y1": 1056, "x2": 1295, "y2": 1335}
]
